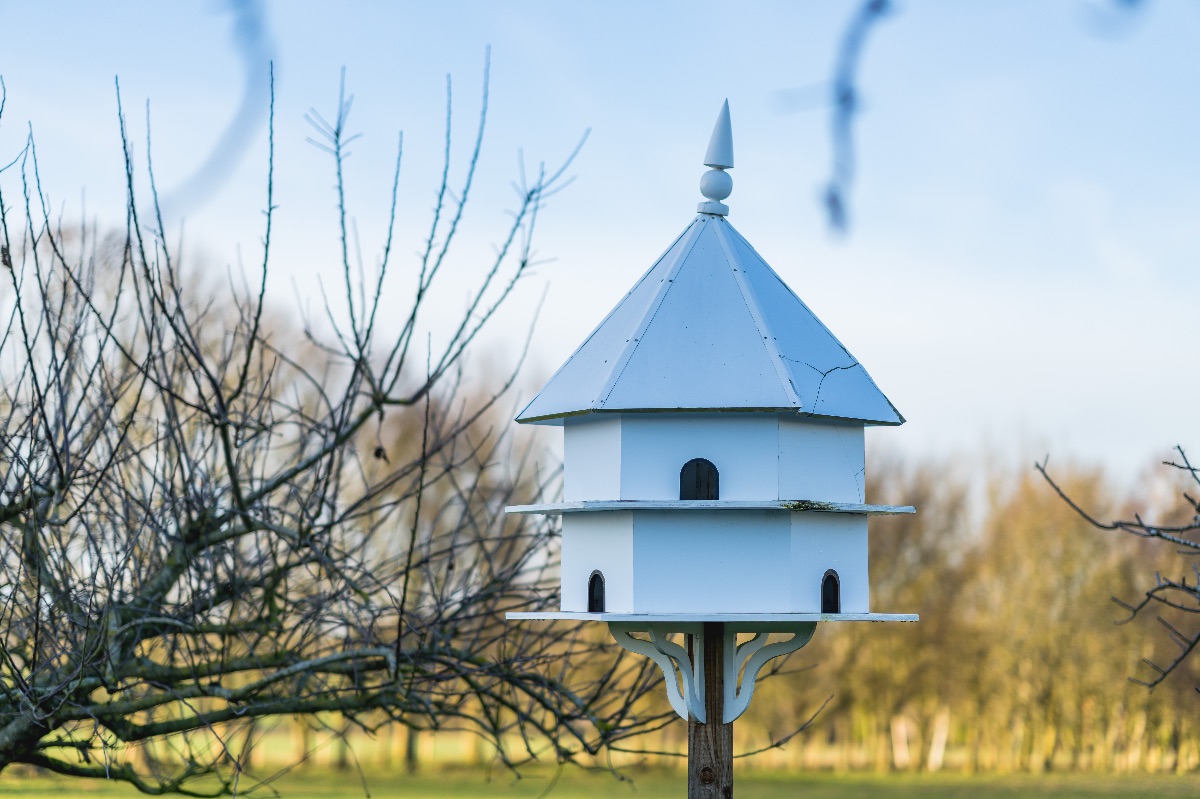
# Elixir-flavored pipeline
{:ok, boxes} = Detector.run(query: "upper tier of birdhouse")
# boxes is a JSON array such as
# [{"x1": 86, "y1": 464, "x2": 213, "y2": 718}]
[
  {"x1": 517, "y1": 101, "x2": 902, "y2": 428},
  {"x1": 507, "y1": 100, "x2": 917, "y2": 638}
]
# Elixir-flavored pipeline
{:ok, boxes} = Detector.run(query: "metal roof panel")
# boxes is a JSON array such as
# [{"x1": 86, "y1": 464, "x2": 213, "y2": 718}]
[{"x1": 517, "y1": 215, "x2": 902, "y2": 425}]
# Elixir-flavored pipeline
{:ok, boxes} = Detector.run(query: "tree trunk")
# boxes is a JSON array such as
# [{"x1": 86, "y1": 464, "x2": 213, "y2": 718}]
[
  {"x1": 335, "y1": 719, "x2": 352, "y2": 771},
  {"x1": 689, "y1": 623, "x2": 733, "y2": 798},
  {"x1": 890, "y1": 715, "x2": 911, "y2": 771},
  {"x1": 293, "y1": 720, "x2": 314, "y2": 767},
  {"x1": 378, "y1": 721, "x2": 394, "y2": 769},
  {"x1": 926, "y1": 707, "x2": 950, "y2": 772},
  {"x1": 406, "y1": 727, "x2": 420, "y2": 774},
  {"x1": 238, "y1": 720, "x2": 258, "y2": 772}
]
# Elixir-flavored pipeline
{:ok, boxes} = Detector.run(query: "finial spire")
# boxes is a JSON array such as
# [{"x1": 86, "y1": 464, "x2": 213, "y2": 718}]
[
  {"x1": 704, "y1": 99, "x2": 734, "y2": 169},
  {"x1": 699, "y1": 99, "x2": 734, "y2": 216}
]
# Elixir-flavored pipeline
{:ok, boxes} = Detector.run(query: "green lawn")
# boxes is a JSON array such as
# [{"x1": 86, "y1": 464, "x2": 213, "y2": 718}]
[{"x1": 3, "y1": 769, "x2": 1199, "y2": 798}]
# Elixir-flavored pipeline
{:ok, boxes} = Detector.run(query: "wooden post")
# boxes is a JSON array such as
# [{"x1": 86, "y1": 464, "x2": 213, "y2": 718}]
[{"x1": 689, "y1": 622, "x2": 733, "y2": 798}]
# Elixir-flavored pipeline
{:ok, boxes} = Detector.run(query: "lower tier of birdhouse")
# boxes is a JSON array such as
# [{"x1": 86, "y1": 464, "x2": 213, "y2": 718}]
[{"x1": 560, "y1": 510, "x2": 867, "y2": 615}]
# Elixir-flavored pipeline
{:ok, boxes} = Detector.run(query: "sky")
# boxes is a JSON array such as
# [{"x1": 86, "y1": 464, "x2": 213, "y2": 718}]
[{"x1": 0, "y1": 1, "x2": 1196, "y2": 487}]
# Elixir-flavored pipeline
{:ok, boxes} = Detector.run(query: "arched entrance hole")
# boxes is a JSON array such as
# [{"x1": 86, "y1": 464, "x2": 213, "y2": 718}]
[
  {"x1": 821, "y1": 570, "x2": 841, "y2": 614},
  {"x1": 679, "y1": 458, "x2": 719, "y2": 500},
  {"x1": 588, "y1": 571, "x2": 606, "y2": 613}
]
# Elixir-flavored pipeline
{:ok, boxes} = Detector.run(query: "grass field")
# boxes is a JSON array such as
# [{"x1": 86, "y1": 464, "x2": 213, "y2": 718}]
[{"x1": 3, "y1": 769, "x2": 1200, "y2": 798}]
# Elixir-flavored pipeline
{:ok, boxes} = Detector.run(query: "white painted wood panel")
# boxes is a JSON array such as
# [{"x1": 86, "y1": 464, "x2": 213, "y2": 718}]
[
  {"x1": 778, "y1": 419, "x2": 865, "y2": 503},
  {"x1": 619, "y1": 414, "x2": 778, "y2": 500},
  {"x1": 563, "y1": 416, "x2": 622, "y2": 501},
  {"x1": 560, "y1": 512, "x2": 634, "y2": 612},
  {"x1": 631, "y1": 511, "x2": 790, "y2": 613},
  {"x1": 789, "y1": 514, "x2": 869, "y2": 613}
]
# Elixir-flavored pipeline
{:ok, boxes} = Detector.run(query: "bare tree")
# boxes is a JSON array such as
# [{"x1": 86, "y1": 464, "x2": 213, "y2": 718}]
[
  {"x1": 0, "y1": 69, "x2": 666, "y2": 795},
  {"x1": 1039, "y1": 448, "x2": 1200, "y2": 692}
]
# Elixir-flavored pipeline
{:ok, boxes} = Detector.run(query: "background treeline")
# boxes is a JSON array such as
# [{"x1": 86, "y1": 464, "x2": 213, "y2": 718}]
[
  {"x1": 739, "y1": 452, "x2": 1200, "y2": 774},
  {"x1": 124, "y1": 452, "x2": 1198, "y2": 776}
]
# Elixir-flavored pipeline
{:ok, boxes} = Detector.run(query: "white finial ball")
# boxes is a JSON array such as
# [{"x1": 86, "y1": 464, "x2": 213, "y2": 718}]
[{"x1": 700, "y1": 168, "x2": 733, "y2": 202}]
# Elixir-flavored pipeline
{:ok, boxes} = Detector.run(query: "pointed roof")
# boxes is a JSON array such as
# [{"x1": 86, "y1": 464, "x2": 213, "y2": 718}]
[{"x1": 518, "y1": 214, "x2": 903, "y2": 425}]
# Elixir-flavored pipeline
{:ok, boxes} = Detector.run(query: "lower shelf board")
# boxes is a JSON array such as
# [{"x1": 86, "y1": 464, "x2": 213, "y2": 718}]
[{"x1": 506, "y1": 611, "x2": 917, "y2": 623}]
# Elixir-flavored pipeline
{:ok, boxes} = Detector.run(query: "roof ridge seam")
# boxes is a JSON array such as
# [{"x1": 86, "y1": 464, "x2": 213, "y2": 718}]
[
  {"x1": 515, "y1": 218, "x2": 700, "y2": 422},
  {"x1": 592, "y1": 217, "x2": 706, "y2": 409},
  {"x1": 724, "y1": 223, "x2": 858, "y2": 364},
  {"x1": 723, "y1": 224, "x2": 904, "y2": 424},
  {"x1": 712, "y1": 218, "x2": 803, "y2": 409}
]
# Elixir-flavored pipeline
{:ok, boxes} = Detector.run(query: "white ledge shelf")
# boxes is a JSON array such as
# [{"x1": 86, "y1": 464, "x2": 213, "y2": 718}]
[
  {"x1": 507, "y1": 611, "x2": 917, "y2": 624},
  {"x1": 505, "y1": 499, "x2": 915, "y2": 516}
]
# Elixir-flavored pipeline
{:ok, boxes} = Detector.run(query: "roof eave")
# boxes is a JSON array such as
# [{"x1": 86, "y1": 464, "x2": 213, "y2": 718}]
[{"x1": 516, "y1": 406, "x2": 905, "y2": 426}]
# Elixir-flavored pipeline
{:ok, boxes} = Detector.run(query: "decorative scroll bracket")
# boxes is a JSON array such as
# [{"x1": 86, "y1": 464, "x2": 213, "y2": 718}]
[
  {"x1": 608, "y1": 621, "x2": 817, "y2": 724},
  {"x1": 609, "y1": 622, "x2": 707, "y2": 723},
  {"x1": 722, "y1": 622, "x2": 816, "y2": 723}
]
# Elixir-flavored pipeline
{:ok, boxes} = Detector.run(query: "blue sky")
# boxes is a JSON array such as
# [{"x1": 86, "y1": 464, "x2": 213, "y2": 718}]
[{"x1": 1, "y1": 1, "x2": 1196, "y2": 484}]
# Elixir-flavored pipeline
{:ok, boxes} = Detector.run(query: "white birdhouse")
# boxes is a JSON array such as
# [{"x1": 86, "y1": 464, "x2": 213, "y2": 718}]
[{"x1": 508, "y1": 102, "x2": 915, "y2": 724}]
